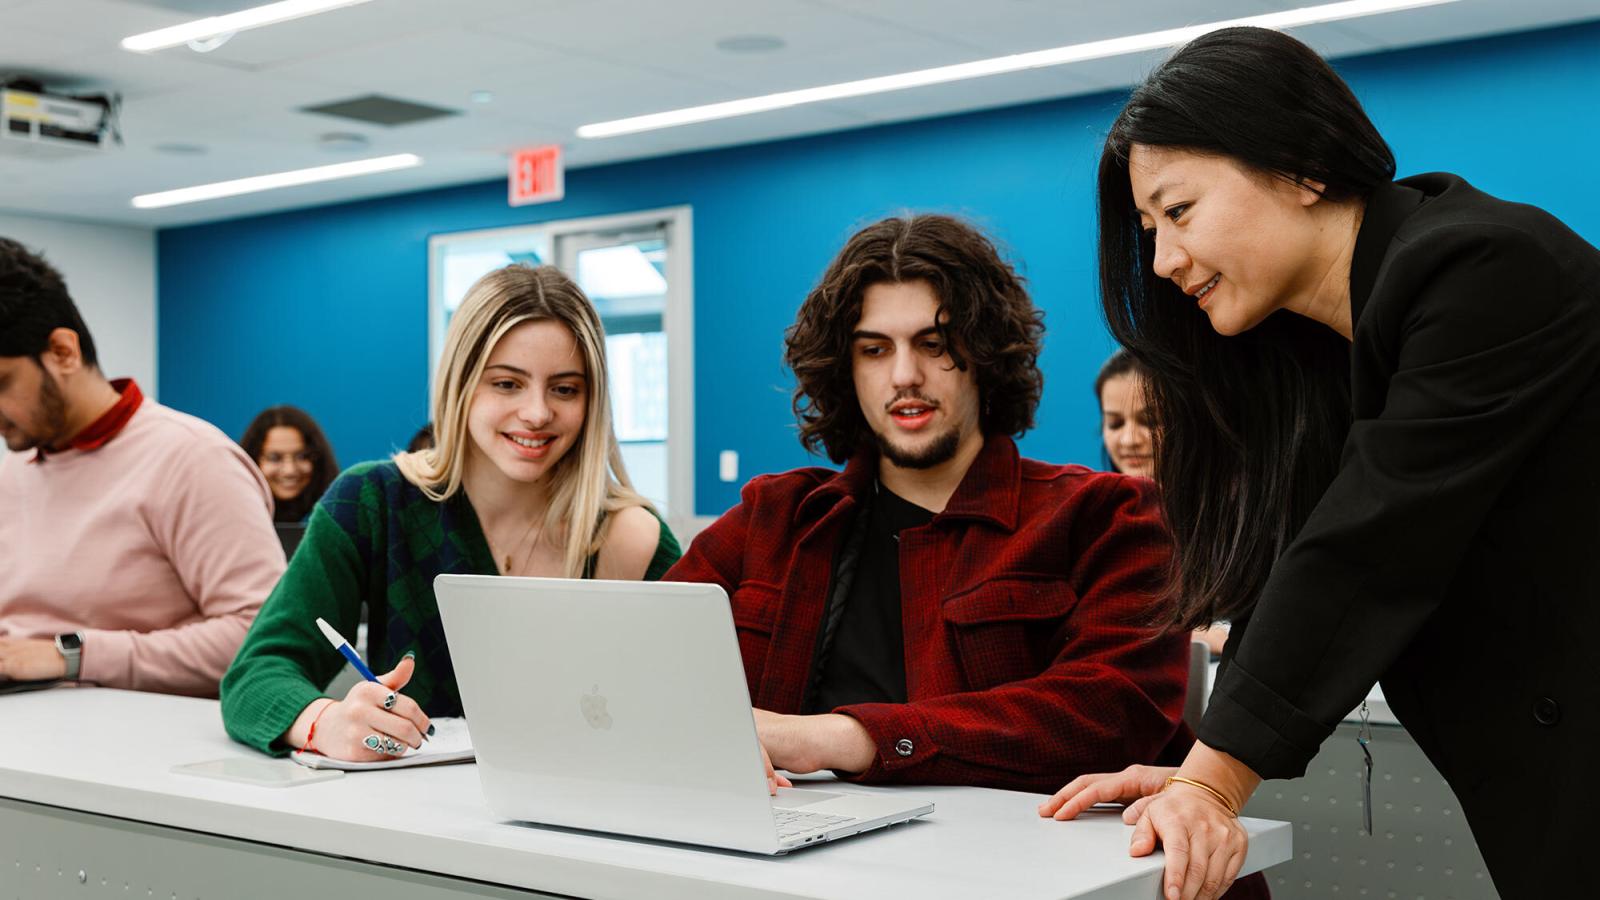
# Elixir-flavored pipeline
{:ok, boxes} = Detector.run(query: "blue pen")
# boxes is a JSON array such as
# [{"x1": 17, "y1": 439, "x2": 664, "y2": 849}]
[
  {"x1": 315, "y1": 618, "x2": 433, "y2": 741},
  {"x1": 316, "y1": 617, "x2": 378, "y2": 682}
]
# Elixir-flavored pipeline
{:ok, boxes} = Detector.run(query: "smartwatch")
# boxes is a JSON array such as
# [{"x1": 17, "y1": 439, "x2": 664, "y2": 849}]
[{"x1": 54, "y1": 632, "x2": 84, "y2": 680}]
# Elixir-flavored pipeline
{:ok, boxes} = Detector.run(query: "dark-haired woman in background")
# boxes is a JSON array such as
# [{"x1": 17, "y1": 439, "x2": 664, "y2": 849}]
[
  {"x1": 1042, "y1": 25, "x2": 1600, "y2": 900},
  {"x1": 240, "y1": 406, "x2": 339, "y2": 523},
  {"x1": 1094, "y1": 349, "x2": 1155, "y2": 479},
  {"x1": 1095, "y1": 350, "x2": 1228, "y2": 657}
]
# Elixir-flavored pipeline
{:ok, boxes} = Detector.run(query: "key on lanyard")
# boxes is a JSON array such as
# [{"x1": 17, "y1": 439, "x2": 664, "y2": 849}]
[{"x1": 1357, "y1": 700, "x2": 1374, "y2": 836}]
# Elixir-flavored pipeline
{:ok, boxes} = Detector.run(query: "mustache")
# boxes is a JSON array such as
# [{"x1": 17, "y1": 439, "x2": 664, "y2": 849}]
[{"x1": 884, "y1": 391, "x2": 941, "y2": 413}]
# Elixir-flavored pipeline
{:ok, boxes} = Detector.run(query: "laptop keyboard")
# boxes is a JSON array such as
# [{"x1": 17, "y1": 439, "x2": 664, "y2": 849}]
[{"x1": 773, "y1": 808, "x2": 855, "y2": 840}]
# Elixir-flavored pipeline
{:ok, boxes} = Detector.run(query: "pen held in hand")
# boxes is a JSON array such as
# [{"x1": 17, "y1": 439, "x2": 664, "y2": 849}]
[
  {"x1": 315, "y1": 617, "x2": 378, "y2": 682},
  {"x1": 314, "y1": 617, "x2": 433, "y2": 741}
]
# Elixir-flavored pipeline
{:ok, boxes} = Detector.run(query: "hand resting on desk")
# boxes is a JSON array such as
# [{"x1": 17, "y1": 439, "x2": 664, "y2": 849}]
[
  {"x1": 0, "y1": 638, "x2": 67, "y2": 681},
  {"x1": 1038, "y1": 762, "x2": 1252, "y2": 900},
  {"x1": 283, "y1": 655, "x2": 433, "y2": 761}
]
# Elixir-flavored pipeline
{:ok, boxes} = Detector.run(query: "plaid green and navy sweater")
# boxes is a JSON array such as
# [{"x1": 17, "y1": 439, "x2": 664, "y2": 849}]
[{"x1": 220, "y1": 460, "x2": 681, "y2": 754}]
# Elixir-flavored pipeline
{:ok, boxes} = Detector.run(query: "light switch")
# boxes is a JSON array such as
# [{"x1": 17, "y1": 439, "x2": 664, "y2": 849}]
[{"x1": 719, "y1": 450, "x2": 738, "y2": 483}]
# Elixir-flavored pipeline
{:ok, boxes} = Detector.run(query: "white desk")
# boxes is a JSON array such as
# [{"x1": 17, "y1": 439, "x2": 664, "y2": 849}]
[{"x1": 1, "y1": 688, "x2": 1291, "y2": 899}]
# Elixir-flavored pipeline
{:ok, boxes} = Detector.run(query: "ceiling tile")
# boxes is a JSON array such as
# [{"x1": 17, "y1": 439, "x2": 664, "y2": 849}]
[
  {"x1": 817, "y1": 64, "x2": 1100, "y2": 125},
  {"x1": 809, "y1": 0, "x2": 1287, "y2": 53},
  {"x1": 269, "y1": 27, "x2": 561, "y2": 93}
]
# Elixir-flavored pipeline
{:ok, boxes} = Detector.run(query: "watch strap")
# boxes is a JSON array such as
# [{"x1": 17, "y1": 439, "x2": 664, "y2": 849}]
[{"x1": 54, "y1": 632, "x2": 83, "y2": 680}]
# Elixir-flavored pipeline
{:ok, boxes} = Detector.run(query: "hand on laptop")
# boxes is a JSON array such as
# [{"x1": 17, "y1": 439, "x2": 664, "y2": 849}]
[
  {"x1": 0, "y1": 638, "x2": 67, "y2": 681},
  {"x1": 754, "y1": 709, "x2": 875, "y2": 777},
  {"x1": 284, "y1": 655, "x2": 433, "y2": 761},
  {"x1": 759, "y1": 739, "x2": 794, "y2": 795}
]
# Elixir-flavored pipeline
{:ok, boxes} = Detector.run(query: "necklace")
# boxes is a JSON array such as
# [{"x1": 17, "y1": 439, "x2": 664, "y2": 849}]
[{"x1": 500, "y1": 514, "x2": 546, "y2": 575}]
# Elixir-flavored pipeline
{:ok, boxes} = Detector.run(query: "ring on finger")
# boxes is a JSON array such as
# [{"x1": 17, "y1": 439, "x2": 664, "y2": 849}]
[
  {"x1": 363, "y1": 733, "x2": 406, "y2": 756},
  {"x1": 382, "y1": 691, "x2": 397, "y2": 710}
]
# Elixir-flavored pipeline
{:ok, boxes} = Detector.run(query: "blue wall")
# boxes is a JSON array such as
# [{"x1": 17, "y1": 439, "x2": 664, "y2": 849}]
[{"x1": 158, "y1": 19, "x2": 1600, "y2": 516}]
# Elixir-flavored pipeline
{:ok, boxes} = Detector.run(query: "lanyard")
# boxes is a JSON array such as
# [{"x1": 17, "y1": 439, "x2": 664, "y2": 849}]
[{"x1": 1357, "y1": 699, "x2": 1374, "y2": 835}]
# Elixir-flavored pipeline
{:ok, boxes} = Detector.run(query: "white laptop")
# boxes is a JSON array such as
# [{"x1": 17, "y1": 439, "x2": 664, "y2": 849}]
[{"x1": 434, "y1": 574, "x2": 934, "y2": 854}]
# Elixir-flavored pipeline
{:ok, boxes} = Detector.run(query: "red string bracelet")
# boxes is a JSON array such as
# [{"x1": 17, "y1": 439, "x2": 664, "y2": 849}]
[{"x1": 303, "y1": 700, "x2": 334, "y2": 756}]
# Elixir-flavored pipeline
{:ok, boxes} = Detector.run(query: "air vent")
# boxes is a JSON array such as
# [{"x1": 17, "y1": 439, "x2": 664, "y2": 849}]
[{"x1": 300, "y1": 95, "x2": 458, "y2": 127}]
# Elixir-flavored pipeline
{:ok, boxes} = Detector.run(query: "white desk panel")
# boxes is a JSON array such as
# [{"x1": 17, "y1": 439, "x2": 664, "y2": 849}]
[{"x1": 0, "y1": 688, "x2": 1291, "y2": 899}]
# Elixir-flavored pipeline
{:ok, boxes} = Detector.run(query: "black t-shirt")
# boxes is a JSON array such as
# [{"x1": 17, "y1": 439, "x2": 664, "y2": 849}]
[{"x1": 810, "y1": 483, "x2": 934, "y2": 712}]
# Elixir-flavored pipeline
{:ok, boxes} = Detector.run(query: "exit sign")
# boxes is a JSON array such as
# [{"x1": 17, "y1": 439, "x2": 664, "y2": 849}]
[{"x1": 509, "y1": 145, "x2": 564, "y2": 206}]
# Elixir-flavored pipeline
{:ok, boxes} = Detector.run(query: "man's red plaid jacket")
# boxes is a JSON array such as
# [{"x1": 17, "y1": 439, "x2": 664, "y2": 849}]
[{"x1": 665, "y1": 434, "x2": 1191, "y2": 793}]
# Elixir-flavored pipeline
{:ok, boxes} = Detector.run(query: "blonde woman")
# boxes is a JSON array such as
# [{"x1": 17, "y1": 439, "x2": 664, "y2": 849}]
[{"x1": 221, "y1": 265, "x2": 680, "y2": 761}]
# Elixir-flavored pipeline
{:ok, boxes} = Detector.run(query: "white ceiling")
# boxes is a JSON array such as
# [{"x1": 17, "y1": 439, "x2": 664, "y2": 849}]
[{"x1": 0, "y1": 0, "x2": 1593, "y2": 228}]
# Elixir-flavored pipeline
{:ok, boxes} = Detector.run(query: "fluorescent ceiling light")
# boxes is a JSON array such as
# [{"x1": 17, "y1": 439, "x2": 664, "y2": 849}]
[
  {"x1": 578, "y1": 0, "x2": 1459, "y2": 139},
  {"x1": 121, "y1": 0, "x2": 377, "y2": 53},
  {"x1": 131, "y1": 153, "x2": 421, "y2": 209}
]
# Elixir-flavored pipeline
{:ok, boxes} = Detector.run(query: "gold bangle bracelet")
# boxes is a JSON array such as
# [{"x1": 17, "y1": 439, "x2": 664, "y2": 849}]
[{"x1": 1163, "y1": 775, "x2": 1240, "y2": 816}]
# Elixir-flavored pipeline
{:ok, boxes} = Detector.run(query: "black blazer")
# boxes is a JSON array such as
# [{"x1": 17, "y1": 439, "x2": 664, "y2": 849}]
[{"x1": 1201, "y1": 173, "x2": 1600, "y2": 897}]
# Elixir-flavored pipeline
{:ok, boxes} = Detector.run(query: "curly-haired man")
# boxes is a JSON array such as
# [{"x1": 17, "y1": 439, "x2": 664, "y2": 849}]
[{"x1": 666, "y1": 214, "x2": 1195, "y2": 793}]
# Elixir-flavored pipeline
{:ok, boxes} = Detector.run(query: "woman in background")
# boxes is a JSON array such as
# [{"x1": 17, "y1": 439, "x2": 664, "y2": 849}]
[
  {"x1": 239, "y1": 405, "x2": 338, "y2": 523},
  {"x1": 1095, "y1": 350, "x2": 1228, "y2": 656},
  {"x1": 222, "y1": 264, "x2": 680, "y2": 762},
  {"x1": 1094, "y1": 349, "x2": 1155, "y2": 479}
]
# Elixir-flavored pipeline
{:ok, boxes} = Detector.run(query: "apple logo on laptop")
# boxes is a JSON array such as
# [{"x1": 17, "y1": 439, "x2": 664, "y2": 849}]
[{"x1": 580, "y1": 685, "x2": 613, "y2": 730}]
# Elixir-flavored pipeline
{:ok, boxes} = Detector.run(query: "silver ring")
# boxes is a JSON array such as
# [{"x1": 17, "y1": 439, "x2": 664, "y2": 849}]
[
  {"x1": 382, "y1": 691, "x2": 397, "y2": 710},
  {"x1": 364, "y1": 733, "x2": 404, "y2": 756}
]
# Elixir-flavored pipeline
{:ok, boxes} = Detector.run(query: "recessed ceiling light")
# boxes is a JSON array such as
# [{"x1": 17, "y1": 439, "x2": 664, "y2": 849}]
[
  {"x1": 317, "y1": 131, "x2": 370, "y2": 152},
  {"x1": 121, "y1": 0, "x2": 378, "y2": 53},
  {"x1": 131, "y1": 153, "x2": 420, "y2": 209},
  {"x1": 579, "y1": 0, "x2": 1459, "y2": 139},
  {"x1": 715, "y1": 35, "x2": 786, "y2": 53},
  {"x1": 470, "y1": 90, "x2": 495, "y2": 104}
]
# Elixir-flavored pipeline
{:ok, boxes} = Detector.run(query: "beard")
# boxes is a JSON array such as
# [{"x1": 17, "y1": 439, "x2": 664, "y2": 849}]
[
  {"x1": 0, "y1": 370, "x2": 69, "y2": 452},
  {"x1": 875, "y1": 424, "x2": 961, "y2": 470}
]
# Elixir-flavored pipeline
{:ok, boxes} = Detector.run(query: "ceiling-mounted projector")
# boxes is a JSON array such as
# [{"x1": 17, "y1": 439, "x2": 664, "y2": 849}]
[{"x1": 1, "y1": 86, "x2": 111, "y2": 159}]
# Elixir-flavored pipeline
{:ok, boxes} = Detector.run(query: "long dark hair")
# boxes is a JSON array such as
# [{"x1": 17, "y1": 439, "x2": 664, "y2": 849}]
[
  {"x1": 785, "y1": 214, "x2": 1045, "y2": 463},
  {"x1": 1098, "y1": 26, "x2": 1395, "y2": 631},
  {"x1": 239, "y1": 406, "x2": 339, "y2": 523}
]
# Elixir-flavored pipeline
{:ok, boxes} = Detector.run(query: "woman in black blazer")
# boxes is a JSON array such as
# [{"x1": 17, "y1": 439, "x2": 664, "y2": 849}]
[{"x1": 1039, "y1": 26, "x2": 1600, "y2": 900}]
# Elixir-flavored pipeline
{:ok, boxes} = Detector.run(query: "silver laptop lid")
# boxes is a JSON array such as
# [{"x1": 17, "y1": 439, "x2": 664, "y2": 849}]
[{"x1": 435, "y1": 574, "x2": 784, "y2": 853}]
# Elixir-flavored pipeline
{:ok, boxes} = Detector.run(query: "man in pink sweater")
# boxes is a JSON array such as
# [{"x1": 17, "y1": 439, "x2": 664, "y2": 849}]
[{"x1": 0, "y1": 238, "x2": 285, "y2": 697}]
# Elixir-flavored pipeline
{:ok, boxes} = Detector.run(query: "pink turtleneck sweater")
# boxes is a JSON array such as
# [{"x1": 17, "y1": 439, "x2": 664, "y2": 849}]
[{"x1": 0, "y1": 386, "x2": 285, "y2": 697}]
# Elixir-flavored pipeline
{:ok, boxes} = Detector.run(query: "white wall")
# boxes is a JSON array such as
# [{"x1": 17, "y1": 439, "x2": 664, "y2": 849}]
[
  {"x1": 0, "y1": 212, "x2": 156, "y2": 391},
  {"x1": 0, "y1": 213, "x2": 155, "y2": 460}
]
